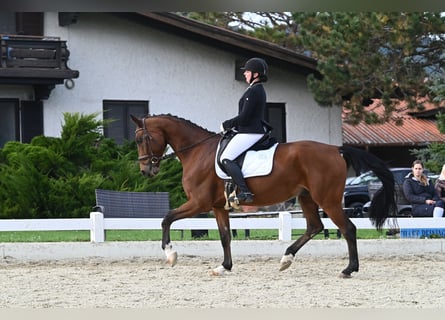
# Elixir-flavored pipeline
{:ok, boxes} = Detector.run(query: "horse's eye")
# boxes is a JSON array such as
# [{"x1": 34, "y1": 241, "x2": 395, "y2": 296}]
[{"x1": 135, "y1": 137, "x2": 143, "y2": 144}]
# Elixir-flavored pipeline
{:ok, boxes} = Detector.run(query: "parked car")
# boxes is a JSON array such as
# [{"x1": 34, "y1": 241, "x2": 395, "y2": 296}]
[{"x1": 344, "y1": 167, "x2": 435, "y2": 217}]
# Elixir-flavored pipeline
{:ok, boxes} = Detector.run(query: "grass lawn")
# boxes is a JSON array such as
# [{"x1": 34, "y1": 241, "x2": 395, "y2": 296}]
[{"x1": 0, "y1": 228, "x2": 388, "y2": 242}]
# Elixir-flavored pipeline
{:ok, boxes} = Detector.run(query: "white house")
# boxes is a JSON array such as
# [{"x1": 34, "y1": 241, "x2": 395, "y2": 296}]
[{"x1": 1, "y1": 12, "x2": 342, "y2": 147}]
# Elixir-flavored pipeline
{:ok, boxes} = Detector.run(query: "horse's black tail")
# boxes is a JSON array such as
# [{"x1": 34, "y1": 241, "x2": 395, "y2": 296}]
[{"x1": 339, "y1": 146, "x2": 397, "y2": 230}]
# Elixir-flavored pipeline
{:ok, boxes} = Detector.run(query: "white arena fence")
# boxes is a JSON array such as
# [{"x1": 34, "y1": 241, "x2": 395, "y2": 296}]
[{"x1": 1, "y1": 211, "x2": 445, "y2": 242}]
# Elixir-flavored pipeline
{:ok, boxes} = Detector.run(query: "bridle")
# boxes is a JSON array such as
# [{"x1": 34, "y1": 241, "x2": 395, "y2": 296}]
[
  {"x1": 135, "y1": 118, "x2": 220, "y2": 165},
  {"x1": 135, "y1": 127, "x2": 166, "y2": 165}
]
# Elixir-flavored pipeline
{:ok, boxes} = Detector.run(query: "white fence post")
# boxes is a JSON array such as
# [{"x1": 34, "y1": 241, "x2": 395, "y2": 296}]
[
  {"x1": 279, "y1": 212, "x2": 292, "y2": 241},
  {"x1": 90, "y1": 212, "x2": 104, "y2": 243}
]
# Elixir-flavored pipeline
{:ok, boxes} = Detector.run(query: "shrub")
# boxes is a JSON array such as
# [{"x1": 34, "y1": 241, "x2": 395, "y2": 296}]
[{"x1": 0, "y1": 112, "x2": 186, "y2": 218}]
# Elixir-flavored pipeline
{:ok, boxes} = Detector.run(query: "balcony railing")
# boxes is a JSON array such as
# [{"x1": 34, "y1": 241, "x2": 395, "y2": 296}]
[{"x1": 0, "y1": 34, "x2": 79, "y2": 80}]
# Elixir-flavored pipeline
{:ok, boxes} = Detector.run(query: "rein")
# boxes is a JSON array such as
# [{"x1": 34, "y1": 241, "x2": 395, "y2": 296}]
[
  {"x1": 162, "y1": 132, "x2": 221, "y2": 160},
  {"x1": 136, "y1": 125, "x2": 221, "y2": 164}
]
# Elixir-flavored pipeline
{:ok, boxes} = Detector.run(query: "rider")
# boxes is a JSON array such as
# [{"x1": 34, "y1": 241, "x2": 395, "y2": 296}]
[{"x1": 220, "y1": 57, "x2": 269, "y2": 203}]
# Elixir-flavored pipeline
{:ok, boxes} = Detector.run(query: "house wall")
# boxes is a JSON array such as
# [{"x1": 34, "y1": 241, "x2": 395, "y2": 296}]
[{"x1": 43, "y1": 13, "x2": 342, "y2": 145}]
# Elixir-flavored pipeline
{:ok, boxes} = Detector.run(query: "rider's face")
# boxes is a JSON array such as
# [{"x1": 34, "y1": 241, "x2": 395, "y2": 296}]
[
  {"x1": 243, "y1": 70, "x2": 252, "y2": 83},
  {"x1": 244, "y1": 70, "x2": 259, "y2": 84}
]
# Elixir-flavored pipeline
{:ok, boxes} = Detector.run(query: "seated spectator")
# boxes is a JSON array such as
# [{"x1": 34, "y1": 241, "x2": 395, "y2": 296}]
[
  {"x1": 434, "y1": 164, "x2": 445, "y2": 217},
  {"x1": 403, "y1": 160, "x2": 444, "y2": 217}
]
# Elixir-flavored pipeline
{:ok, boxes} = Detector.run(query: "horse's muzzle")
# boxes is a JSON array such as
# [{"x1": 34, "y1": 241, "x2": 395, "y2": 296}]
[{"x1": 141, "y1": 165, "x2": 160, "y2": 177}]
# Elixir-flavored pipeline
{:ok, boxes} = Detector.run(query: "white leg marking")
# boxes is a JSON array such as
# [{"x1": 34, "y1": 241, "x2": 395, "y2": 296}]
[
  {"x1": 279, "y1": 254, "x2": 294, "y2": 271},
  {"x1": 210, "y1": 265, "x2": 226, "y2": 276},
  {"x1": 164, "y1": 243, "x2": 178, "y2": 267}
]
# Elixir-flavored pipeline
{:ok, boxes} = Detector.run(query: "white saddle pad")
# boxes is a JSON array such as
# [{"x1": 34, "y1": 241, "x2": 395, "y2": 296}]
[{"x1": 215, "y1": 143, "x2": 279, "y2": 179}]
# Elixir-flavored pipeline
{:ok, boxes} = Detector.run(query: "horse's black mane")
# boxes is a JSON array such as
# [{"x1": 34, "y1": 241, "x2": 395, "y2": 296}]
[{"x1": 146, "y1": 113, "x2": 216, "y2": 134}]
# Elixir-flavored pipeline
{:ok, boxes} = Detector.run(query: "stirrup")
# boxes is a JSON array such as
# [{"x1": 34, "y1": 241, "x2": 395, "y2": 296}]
[{"x1": 235, "y1": 192, "x2": 254, "y2": 203}]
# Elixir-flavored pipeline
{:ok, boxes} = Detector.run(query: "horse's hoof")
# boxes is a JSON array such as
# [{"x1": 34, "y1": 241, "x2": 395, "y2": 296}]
[
  {"x1": 279, "y1": 254, "x2": 293, "y2": 271},
  {"x1": 210, "y1": 265, "x2": 226, "y2": 276},
  {"x1": 166, "y1": 251, "x2": 177, "y2": 267},
  {"x1": 339, "y1": 272, "x2": 352, "y2": 279}
]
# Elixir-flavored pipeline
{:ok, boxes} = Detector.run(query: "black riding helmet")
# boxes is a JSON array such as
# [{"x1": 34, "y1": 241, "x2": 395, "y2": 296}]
[{"x1": 241, "y1": 57, "x2": 268, "y2": 83}]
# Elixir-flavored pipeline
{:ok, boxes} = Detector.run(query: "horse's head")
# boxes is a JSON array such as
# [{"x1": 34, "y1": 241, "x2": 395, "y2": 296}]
[{"x1": 130, "y1": 114, "x2": 167, "y2": 177}]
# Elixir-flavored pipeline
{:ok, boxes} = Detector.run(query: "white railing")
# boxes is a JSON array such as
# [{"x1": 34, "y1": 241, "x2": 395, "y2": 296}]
[{"x1": 1, "y1": 212, "x2": 445, "y2": 242}]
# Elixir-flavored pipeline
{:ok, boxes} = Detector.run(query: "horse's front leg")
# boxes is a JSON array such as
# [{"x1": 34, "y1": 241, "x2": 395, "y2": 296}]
[
  {"x1": 210, "y1": 206, "x2": 232, "y2": 276},
  {"x1": 161, "y1": 209, "x2": 178, "y2": 267},
  {"x1": 161, "y1": 202, "x2": 205, "y2": 267}
]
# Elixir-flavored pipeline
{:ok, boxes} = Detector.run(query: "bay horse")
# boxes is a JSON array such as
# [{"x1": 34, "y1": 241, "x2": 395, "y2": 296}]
[{"x1": 131, "y1": 114, "x2": 396, "y2": 277}]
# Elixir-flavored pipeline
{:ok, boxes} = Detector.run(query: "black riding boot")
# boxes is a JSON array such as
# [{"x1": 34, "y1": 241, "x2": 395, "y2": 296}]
[{"x1": 221, "y1": 159, "x2": 254, "y2": 203}]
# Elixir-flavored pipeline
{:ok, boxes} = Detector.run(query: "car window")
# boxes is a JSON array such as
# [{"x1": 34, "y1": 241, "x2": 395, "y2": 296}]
[
  {"x1": 392, "y1": 170, "x2": 411, "y2": 185},
  {"x1": 348, "y1": 172, "x2": 378, "y2": 185}
]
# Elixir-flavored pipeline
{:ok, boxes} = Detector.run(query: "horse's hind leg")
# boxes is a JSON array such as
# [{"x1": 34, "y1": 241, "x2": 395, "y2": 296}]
[
  {"x1": 325, "y1": 205, "x2": 359, "y2": 277},
  {"x1": 209, "y1": 206, "x2": 233, "y2": 276},
  {"x1": 280, "y1": 192, "x2": 324, "y2": 271}
]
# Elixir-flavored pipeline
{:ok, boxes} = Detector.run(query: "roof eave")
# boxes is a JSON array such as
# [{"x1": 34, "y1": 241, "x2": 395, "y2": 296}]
[{"x1": 133, "y1": 12, "x2": 317, "y2": 72}]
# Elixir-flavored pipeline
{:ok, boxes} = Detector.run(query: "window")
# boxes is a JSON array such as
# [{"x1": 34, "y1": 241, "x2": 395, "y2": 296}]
[
  {"x1": 266, "y1": 103, "x2": 286, "y2": 143},
  {"x1": 103, "y1": 100, "x2": 149, "y2": 145},
  {"x1": 0, "y1": 13, "x2": 43, "y2": 36},
  {"x1": 0, "y1": 99, "x2": 19, "y2": 147},
  {"x1": 21, "y1": 101, "x2": 44, "y2": 143},
  {"x1": 0, "y1": 13, "x2": 15, "y2": 34},
  {"x1": 0, "y1": 99, "x2": 43, "y2": 147},
  {"x1": 234, "y1": 59, "x2": 246, "y2": 81}
]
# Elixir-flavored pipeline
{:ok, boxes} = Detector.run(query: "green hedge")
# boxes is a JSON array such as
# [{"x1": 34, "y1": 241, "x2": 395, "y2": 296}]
[{"x1": 0, "y1": 112, "x2": 186, "y2": 219}]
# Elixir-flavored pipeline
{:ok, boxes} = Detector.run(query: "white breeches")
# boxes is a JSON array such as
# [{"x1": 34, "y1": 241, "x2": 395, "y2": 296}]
[{"x1": 220, "y1": 133, "x2": 263, "y2": 161}]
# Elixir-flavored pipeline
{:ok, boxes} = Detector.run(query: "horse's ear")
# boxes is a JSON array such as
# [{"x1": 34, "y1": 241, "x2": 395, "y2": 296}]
[{"x1": 130, "y1": 114, "x2": 143, "y2": 128}]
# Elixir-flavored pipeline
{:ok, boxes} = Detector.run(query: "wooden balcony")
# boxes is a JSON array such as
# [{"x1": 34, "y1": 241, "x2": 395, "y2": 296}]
[{"x1": 0, "y1": 34, "x2": 79, "y2": 84}]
